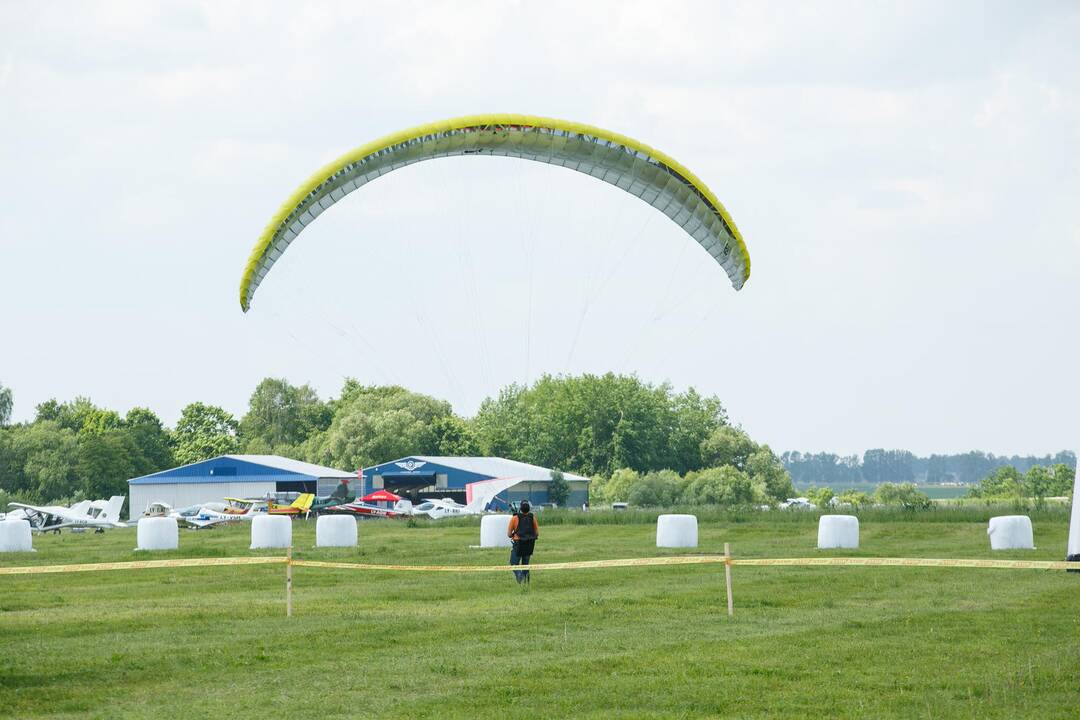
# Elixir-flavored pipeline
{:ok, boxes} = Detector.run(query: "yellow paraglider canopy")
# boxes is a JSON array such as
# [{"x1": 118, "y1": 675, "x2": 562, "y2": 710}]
[{"x1": 240, "y1": 114, "x2": 750, "y2": 311}]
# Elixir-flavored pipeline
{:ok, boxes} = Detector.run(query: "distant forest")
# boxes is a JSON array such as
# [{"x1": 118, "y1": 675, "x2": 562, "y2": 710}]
[{"x1": 781, "y1": 449, "x2": 1077, "y2": 487}]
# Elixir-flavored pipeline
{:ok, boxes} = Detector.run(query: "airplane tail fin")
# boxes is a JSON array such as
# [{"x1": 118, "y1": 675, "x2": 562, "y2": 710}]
[
  {"x1": 464, "y1": 477, "x2": 521, "y2": 514},
  {"x1": 291, "y1": 494, "x2": 314, "y2": 512},
  {"x1": 102, "y1": 496, "x2": 126, "y2": 523}
]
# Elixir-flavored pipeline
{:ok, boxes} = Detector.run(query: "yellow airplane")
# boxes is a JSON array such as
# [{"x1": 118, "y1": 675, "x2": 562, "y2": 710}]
[{"x1": 267, "y1": 493, "x2": 314, "y2": 516}]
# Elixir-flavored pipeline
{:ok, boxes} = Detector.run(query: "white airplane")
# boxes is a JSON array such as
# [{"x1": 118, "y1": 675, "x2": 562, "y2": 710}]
[
  {"x1": 407, "y1": 477, "x2": 521, "y2": 519},
  {"x1": 7, "y1": 496, "x2": 126, "y2": 533},
  {"x1": 177, "y1": 497, "x2": 269, "y2": 529}
]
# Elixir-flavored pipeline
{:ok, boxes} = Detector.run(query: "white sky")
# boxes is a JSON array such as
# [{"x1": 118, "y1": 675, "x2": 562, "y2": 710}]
[{"x1": 1, "y1": 1, "x2": 1077, "y2": 457}]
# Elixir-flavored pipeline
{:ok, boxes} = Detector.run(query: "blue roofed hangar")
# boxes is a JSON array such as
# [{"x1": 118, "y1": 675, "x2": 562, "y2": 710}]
[
  {"x1": 127, "y1": 455, "x2": 355, "y2": 519},
  {"x1": 361, "y1": 456, "x2": 590, "y2": 508}
]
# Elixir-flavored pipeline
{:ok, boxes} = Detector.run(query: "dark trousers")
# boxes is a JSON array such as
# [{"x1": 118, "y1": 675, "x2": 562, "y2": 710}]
[{"x1": 510, "y1": 540, "x2": 535, "y2": 583}]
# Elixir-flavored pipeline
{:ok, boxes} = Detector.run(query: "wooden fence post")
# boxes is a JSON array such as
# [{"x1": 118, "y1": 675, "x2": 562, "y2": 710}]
[{"x1": 724, "y1": 542, "x2": 734, "y2": 617}]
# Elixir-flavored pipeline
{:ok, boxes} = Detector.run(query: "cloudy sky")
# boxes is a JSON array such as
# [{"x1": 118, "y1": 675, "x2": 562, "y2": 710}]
[{"x1": 1, "y1": 1, "x2": 1077, "y2": 456}]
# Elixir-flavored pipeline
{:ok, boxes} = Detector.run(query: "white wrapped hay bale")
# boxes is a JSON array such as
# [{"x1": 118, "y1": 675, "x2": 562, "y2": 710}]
[
  {"x1": 656, "y1": 514, "x2": 698, "y2": 548},
  {"x1": 817, "y1": 515, "x2": 859, "y2": 549},
  {"x1": 136, "y1": 517, "x2": 179, "y2": 551},
  {"x1": 316, "y1": 515, "x2": 357, "y2": 548},
  {"x1": 250, "y1": 515, "x2": 292, "y2": 549},
  {"x1": 480, "y1": 514, "x2": 513, "y2": 548},
  {"x1": 0, "y1": 518, "x2": 33, "y2": 552},
  {"x1": 988, "y1": 515, "x2": 1034, "y2": 550}
]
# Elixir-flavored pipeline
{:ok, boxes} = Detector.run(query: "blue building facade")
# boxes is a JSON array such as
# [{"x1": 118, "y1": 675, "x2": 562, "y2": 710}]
[
  {"x1": 127, "y1": 455, "x2": 355, "y2": 519},
  {"x1": 362, "y1": 456, "x2": 590, "y2": 508}
]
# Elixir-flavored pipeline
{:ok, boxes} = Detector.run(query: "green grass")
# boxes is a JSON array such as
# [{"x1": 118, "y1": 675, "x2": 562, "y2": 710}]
[{"x1": 2, "y1": 514, "x2": 1079, "y2": 719}]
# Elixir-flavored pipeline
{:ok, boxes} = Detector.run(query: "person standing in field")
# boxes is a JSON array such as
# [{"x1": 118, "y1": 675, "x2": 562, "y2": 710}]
[{"x1": 508, "y1": 500, "x2": 539, "y2": 584}]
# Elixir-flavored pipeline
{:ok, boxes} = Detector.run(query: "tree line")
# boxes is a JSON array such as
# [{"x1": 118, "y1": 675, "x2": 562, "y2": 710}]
[
  {"x1": 782, "y1": 449, "x2": 1077, "y2": 487},
  {"x1": 966, "y1": 464, "x2": 1075, "y2": 506},
  {"x1": 0, "y1": 375, "x2": 794, "y2": 507}
]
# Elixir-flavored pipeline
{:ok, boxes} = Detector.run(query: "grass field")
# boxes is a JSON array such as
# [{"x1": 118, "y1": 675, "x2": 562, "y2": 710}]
[{"x1": 2, "y1": 511, "x2": 1079, "y2": 719}]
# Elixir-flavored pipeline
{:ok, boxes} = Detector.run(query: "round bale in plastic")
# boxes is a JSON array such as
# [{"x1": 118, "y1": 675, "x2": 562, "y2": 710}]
[
  {"x1": 316, "y1": 514, "x2": 357, "y2": 548},
  {"x1": 480, "y1": 514, "x2": 513, "y2": 548},
  {"x1": 137, "y1": 517, "x2": 179, "y2": 551},
  {"x1": 250, "y1": 515, "x2": 292, "y2": 549},
  {"x1": 817, "y1": 514, "x2": 859, "y2": 549},
  {"x1": 656, "y1": 514, "x2": 698, "y2": 548},
  {"x1": 988, "y1": 515, "x2": 1034, "y2": 550},
  {"x1": 0, "y1": 518, "x2": 33, "y2": 552}
]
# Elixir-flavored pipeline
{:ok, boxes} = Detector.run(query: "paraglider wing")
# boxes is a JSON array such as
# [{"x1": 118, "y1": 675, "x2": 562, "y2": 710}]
[{"x1": 240, "y1": 114, "x2": 750, "y2": 311}]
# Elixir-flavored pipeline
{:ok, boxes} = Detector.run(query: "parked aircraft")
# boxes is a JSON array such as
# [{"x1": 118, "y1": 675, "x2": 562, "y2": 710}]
[
  {"x1": 408, "y1": 477, "x2": 522, "y2": 519},
  {"x1": 7, "y1": 496, "x2": 126, "y2": 533},
  {"x1": 326, "y1": 499, "x2": 410, "y2": 519},
  {"x1": 308, "y1": 478, "x2": 356, "y2": 514},
  {"x1": 268, "y1": 493, "x2": 315, "y2": 516},
  {"x1": 180, "y1": 497, "x2": 269, "y2": 529}
]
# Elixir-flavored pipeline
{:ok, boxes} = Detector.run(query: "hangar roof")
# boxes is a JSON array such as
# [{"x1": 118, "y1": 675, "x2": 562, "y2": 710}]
[
  {"x1": 223, "y1": 455, "x2": 355, "y2": 479},
  {"x1": 129, "y1": 454, "x2": 354, "y2": 485},
  {"x1": 369, "y1": 456, "x2": 589, "y2": 483}
]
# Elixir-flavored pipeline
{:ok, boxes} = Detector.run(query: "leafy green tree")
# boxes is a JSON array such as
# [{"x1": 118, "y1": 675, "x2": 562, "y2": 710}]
[
  {"x1": 123, "y1": 407, "x2": 174, "y2": 476},
  {"x1": 781, "y1": 452, "x2": 862, "y2": 486},
  {"x1": 306, "y1": 385, "x2": 451, "y2": 470},
  {"x1": 473, "y1": 374, "x2": 727, "y2": 476},
  {"x1": 1049, "y1": 463, "x2": 1075, "y2": 496},
  {"x1": 239, "y1": 378, "x2": 329, "y2": 453},
  {"x1": 1025, "y1": 466, "x2": 1052, "y2": 508},
  {"x1": 4, "y1": 421, "x2": 79, "y2": 501},
  {"x1": 76, "y1": 429, "x2": 138, "y2": 498},
  {"x1": 745, "y1": 446, "x2": 795, "y2": 502},
  {"x1": 548, "y1": 469, "x2": 570, "y2": 507},
  {"x1": 595, "y1": 468, "x2": 640, "y2": 504},
  {"x1": 625, "y1": 469, "x2": 681, "y2": 507},
  {"x1": 34, "y1": 397, "x2": 121, "y2": 434},
  {"x1": 0, "y1": 382, "x2": 12, "y2": 426},
  {"x1": 668, "y1": 388, "x2": 728, "y2": 473},
  {"x1": 874, "y1": 482, "x2": 931, "y2": 509},
  {"x1": 862, "y1": 449, "x2": 915, "y2": 483},
  {"x1": 683, "y1": 466, "x2": 756, "y2": 507},
  {"x1": 172, "y1": 402, "x2": 239, "y2": 465},
  {"x1": 700, "y1": 425, "x2": 757, "y2": 471},
  {"x1": 836, "y1": 490, "x2": 871, "y2": 508},
  {"x1": 967, "y1": 466, "x2": 1024, "y2": 501},
  {"x1": 430, "y1": 415, "x2": 481, "y2": 456},
  {"x1": 806, "y1": 486, "x2": 835, "y2": 509}
]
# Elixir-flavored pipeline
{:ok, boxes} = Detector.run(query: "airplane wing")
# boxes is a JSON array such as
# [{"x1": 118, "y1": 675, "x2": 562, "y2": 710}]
[
  {"x1": 464, "y1": 477, "x2": 522, "y2": 514},
  {"x1": 182, "y1": 515, "x2": 229, "y2": 529},
  {"x1": 7, "y1": 503, "x2": 61, "y2": 530}
]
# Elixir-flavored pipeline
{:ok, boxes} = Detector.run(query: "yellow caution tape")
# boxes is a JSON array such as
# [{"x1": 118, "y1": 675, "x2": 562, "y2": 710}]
[
  {"x1": 0, "y1": 556, "x2": 287, "y2": 576},
  {"x1": 291, "y1": 556, "x2": 729, "y2": 573},
  {"x1": 294, "y1": 556, "x2": 1080, "y2": 572},
  {"x1": 3, "y1": 555, "x2": 1079, "y2": 577},
  {"x1": 732, "y1": 557, "x2": 1080, "y2": 571}
]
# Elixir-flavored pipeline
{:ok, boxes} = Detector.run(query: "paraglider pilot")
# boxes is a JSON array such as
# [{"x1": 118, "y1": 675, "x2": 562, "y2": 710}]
[{"x1": 508, "y1": 500, "x2": 539, "y2": 584}]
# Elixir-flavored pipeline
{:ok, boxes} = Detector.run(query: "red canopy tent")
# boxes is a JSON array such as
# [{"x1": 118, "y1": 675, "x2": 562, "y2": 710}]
[{"x1": 361, "y1": 489, "x2": 402, "y2": 503}]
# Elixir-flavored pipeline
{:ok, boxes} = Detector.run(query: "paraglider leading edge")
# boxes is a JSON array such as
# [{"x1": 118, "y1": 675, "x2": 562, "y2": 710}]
[{"x1": 240, "y1": 113, "x2": 751, "y2": 312}]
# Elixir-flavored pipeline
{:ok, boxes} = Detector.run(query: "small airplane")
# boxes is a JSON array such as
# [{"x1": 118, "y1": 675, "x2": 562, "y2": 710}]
[
  {"x1": 179, "y1": 497, "x2": 269, "y2": 529},
  {"x1": 407, "y1": 477, "x2": 522, "y2": 519},
  {"x1": 308, "y1": 478, "x2": 357, "y2": 514},
  {"x1": 326, "y1": 498, "x2": 411, "y2": 519},
  {"x1": 268, "y1": 493, "x2": 315, "y2": 516},
  {"x1": 7, "y1": 496, "x2": 127, "y2": 533}
]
